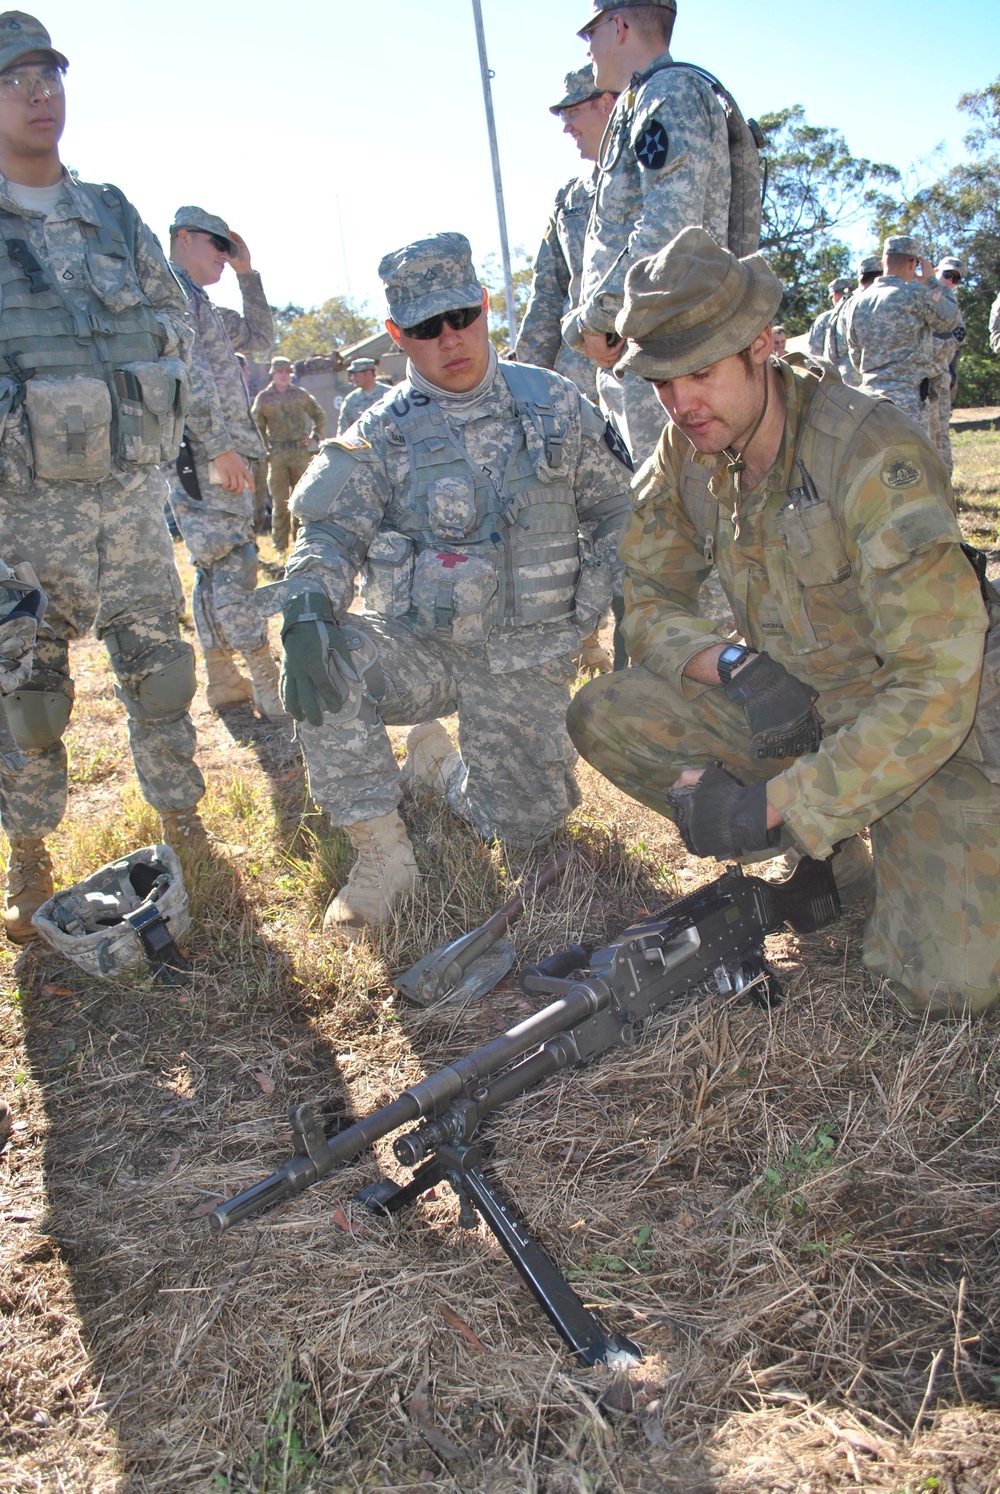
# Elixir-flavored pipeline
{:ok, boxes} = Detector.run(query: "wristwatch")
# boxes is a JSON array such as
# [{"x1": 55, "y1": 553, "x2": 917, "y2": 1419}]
[{"x1": 717, "y1": 644, "x2": 755, "y2": 686}]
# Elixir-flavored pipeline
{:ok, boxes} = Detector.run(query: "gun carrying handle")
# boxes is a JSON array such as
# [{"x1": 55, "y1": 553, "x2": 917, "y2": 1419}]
[
  {"x1": 519, "y1": 943, "x2": 591, "y2": 993},
  {"x1": 482, "y1": 847, "x2": 573, "y2": 941}
]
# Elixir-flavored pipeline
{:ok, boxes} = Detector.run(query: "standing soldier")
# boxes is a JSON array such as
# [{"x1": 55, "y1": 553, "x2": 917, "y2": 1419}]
[
  {"x1": 0, "y1": 11, "x2": 207, "y2": 940},
  {"x1": 928, "y1": 255, "x2": 966, "y2": 474},
  {"x1": 565, "y1": 0, "x2": 760, "y2": 465},
  {"x1": 336, "y1": 358, "x2": 384, "y2": 434},
  {"x1": 167, "y1": 206, "x2": 286, "y2": 718},
  {"x1": 274, "y1": 233, "x2": 632, "y2": 934},
  {"x1": 514, "y1": 66, "x2": 618, "y2": 396},
  {"x1": 251, "y1": 356, "x2": 326, "y2": 554},
  {"x1": 824, "y1": 255, "x2": 881, "y2": 388},
  {"x1": 807, "y1": 277, "x2": 852, "y2": 359},
  {"x1": 845, "y1": 234, "x2": 960, "y2": 433}
]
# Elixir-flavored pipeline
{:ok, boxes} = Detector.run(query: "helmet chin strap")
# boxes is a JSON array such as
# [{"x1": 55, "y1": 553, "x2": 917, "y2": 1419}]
[{"x1": 724, "y1": 360, "x2": 772, "y2": 479}]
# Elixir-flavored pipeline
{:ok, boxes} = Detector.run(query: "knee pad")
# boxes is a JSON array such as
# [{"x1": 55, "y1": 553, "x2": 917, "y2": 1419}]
[
  {"x1": 116, "y1": 644, "x2": 197, "y2": 723},
  {"x1": 5, "y1": 688, "x2": 72, "y2": 750}
]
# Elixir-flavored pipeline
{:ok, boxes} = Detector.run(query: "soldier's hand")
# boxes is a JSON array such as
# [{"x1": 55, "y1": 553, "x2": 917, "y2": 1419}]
[
  {"x1": 582, "y1": 330, "x2": 624, "y2": 369},
  {"x1": 666, "y1": 764, "x2": 780, "y2": 860},
  {"x1": 211, "y1": 450, "x2": 254, "y2": 493},
  {"x1": 226, "y1": 231, "x2": 253, "y2": 274},
  {"x1": 917, "y1": 257, "x2": 935, "y2": 281},
  {"x1": 279, "y1": 592, "x2": 356, "y2": 725},
  {"x1": 575, "y1": 629, "x2": 613, "y2": 677},
  {"x1": 723, "y1": 651, "x2": 823, "y2": 759}
]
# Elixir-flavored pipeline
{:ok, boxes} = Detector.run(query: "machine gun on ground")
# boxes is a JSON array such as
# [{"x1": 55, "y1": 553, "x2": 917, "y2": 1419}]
[{"x1": 210, "y1": 856, "x2": 840, "y2": 1366}]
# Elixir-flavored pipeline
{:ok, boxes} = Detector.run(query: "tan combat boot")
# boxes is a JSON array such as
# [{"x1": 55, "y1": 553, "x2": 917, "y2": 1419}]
[
  {"x1": 242, "y1": 645, "x2": 290, "y2": 723},
  {"x1": 323, "y1": 810, "x2": 419, "y2": 933},
  {"x1": 203, "y1": 648, "x2": 254, "y2": 710},
  {"x1": 403, "y1": 721, "x2": 462, "y2": 798},
  {"x1": 160, "y1": 807, "x2": 209, "y2": 855},
  {"x1": 3, "y1": 837, "x2": 53, "y2": 945}
]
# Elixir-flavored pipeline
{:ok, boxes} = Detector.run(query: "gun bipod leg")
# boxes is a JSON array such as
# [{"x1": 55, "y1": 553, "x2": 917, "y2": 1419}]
[
  {"x1": 436, "y1": 1143, "x2": 642, "y2": 1368},
  {"x1": 354, "y1": 1157, "x2": 445, "y2": 1216}
]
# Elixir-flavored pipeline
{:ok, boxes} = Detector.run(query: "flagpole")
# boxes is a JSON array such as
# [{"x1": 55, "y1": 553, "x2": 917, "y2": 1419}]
[{"x1": 471, "y1": 0, "x2": 519, "y2": 347}]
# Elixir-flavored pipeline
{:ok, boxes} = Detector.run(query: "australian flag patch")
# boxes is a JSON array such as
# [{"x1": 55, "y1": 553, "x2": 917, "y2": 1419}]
[{"x1": 634, "y1": 119, "x2": 669, "y2": 171}]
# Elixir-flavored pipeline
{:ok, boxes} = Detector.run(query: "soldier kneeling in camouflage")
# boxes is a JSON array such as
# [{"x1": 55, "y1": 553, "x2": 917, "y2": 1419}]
[
  {"x1": 568, "y1": 226, "x2": 1000, "y2": 1019},
  {"x1": 274, "y1": 232, "x2": 632, "y2": 933}
]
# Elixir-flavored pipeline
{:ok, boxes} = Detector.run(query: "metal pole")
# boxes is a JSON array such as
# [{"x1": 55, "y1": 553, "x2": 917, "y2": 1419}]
[{"x1": 471, "y1": 0, "x2": 519, "y2": 347}]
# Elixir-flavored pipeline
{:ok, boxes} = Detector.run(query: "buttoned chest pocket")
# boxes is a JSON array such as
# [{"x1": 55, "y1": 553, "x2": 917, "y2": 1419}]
[
  {"x1": 85, "y1": 244, "x2": 143, "y2": 313},
  {"x1": 774, "y1": 498, "x2": 852, "y2": 588}
]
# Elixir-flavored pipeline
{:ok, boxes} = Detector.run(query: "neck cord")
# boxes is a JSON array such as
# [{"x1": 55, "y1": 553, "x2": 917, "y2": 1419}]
[{"x1": 724, "y1": 361, "x2": 772, "y2": 484}]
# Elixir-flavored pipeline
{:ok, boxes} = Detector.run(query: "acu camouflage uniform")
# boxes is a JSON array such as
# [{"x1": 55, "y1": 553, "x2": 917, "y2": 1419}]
[
  {"x1": 0, "y1": 170, "x2": 205, "y2": 839},
  {"x1": 928, "y1": 287, "x2": 965, "y2": 474},
  {"x1": 336, "y1": 382, "x2": 385, "y2": 435},
  {"x1": 251, "y1": 380, "x2": 326, "y2": 550},
  {"x1": 168, "y1": 262, "x2": 274, "y2": 654},
  {"x1": 282, "y1": 359, "x2": 632, "y2": 842},
  {"x1": 515, "y1": 169, "x2": 598, "y2": 397},
  {"x1": 990, "y1": 291, "x2": 1000, "y2": 355},
  {"x1": 807, "y1": 306, "x2": 835, "y2": 359},
  {"x1": 566, "y1": 51, "x2": 732, "y2": 463},
  {"x1": 824, "y1": 293, "x2": 860, "y2": 388},
  {"x1": 845, "y1": 274, "x2": 959, "y2": 432},
  {"x1": 569, "y1": 359, "x2": 1000, "y2": 1017}
]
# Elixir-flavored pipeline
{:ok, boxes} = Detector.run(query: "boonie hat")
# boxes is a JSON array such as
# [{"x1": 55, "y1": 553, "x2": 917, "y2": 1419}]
[
  {"x1": 270, "y1": 356, "x2": 292, "y2": 372},
  {"x1": 171, "y1": 206, "x2": 237, "y2": 256},
  {"x1": 829, "y1": 277, "x2": 852, "y2": 295},
  {"x1": 0, "y1": 11, "x2": 66, "y2": 73},
  {"x1": 347, "y1": 358, "x2": 376, "y2": 372},
  {"x1": 884, "y1": 234, "x2": 923, "y2": 259},
  {"x1": 379, "y1": 232, "x2": 483, "y2": 328},
  {"x1": 614, "y1": 226, "x2": 784, "y2": 381},
  {"x1": 858, "y1": 253, "x2": 882, "y2": 276},
  {"x1": 550, "y1": 66, "x2": 604, "y2": 114},
  {"x1": 577, "y1": 0, "x2": 676, "y2": 37}
]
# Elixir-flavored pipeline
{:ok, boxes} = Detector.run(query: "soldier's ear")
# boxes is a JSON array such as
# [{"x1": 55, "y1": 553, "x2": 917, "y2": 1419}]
[{"x1": 386, "y1": 319, "x2": 404, "y2": 349}]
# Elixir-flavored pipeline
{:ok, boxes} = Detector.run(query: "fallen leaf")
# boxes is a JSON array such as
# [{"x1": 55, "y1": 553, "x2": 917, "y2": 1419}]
[
  {"x1": 164, "y1": 1149, "x2": 181, "y2": 1176},
  {"x1": 641, "y1": 1401, "x2": 671, "y2": 1450},
  {"x1": 187, "y1": 1196, "x2": 224, "y2": 1219},
  {"x1": 39, "y1": 985, "x2": 72, "y2": 998},
  {"x1": 409, "y1": 1370, "x2": 466, "y2": 1461},
  {"x1": 332, "y1": 1206, "x2": 358, "y2": 1233},
  {"x1": 439, "y1": 1302, "x2": 489, "y2": 1352},
  {"x1": 254, "y1": 1071, "x2": 276, "y2": 1095}
]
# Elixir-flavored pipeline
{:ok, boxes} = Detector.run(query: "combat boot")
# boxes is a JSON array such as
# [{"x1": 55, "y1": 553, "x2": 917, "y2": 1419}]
[
  {"x1": 323, "y1": 810, "x2": 419, "y2": 933},
  {"x1": 242, "y1": 645, "x2": 290, "y2": 723},
  {"x1": 203, "y1": 649, "x2": 254, "y2": 710},
  {"x1": 403, "y1": 721, "x2": 463, "y2": 798},
  {"x1": 160, "y1": 807, "x2": 209, "y2": 854},
  {"x1": 3, "y1": 837, "x2": 53, "y2": 945}
]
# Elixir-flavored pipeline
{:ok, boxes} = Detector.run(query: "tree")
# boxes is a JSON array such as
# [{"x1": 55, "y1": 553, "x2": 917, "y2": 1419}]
[
  {"x1": 758, "y1": 107, "x2": 899, "y2": 332},
  {"x1": 480, "y1": 249, "x2": 535, "y2": 352},
  {"x1": 272, "y1": 297, "x2": 378, "y2": 361}
]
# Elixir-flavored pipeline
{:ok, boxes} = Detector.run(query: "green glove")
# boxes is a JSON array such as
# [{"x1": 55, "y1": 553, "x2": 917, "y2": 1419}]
[{"x1": 279, "y1": 591, "x2": 356, "y2": 726}]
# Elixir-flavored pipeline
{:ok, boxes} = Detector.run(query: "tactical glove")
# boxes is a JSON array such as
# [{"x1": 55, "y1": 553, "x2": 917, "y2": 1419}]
[
  {"x1": 279, "y1": 591, "x2": 356, "y2": 726},
  {"x1": 666, "y1": 764, "x2": 778, "y2": 860},
  {"x1": 575, "y1": 629, "x2": 613, "y2": 677},
  {"x1": 724, "y1": 651, "x2": 822, "y2": 759}
]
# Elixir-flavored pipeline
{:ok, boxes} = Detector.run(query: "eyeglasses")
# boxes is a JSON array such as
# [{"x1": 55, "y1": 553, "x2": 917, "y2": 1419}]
[
  {"x1": 400, "y1": 305, "x2": 482, "y2": 340},
  {"x1": 0, "y1": 64, "x2": 65, "y2": 99},
  {"x1": 187, "y1": 230, "x2": 233, "y2": 255},
  {"x1": 583, "y1": 15, "x2": 618, "y2": 40},
  {"x1": 941, "y1": 270, "x2": 962, "y2": 283}
]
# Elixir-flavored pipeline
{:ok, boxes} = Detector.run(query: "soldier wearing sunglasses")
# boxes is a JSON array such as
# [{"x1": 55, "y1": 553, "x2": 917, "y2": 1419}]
[{"x1": 274, "y1": 232, "x2": 633, "y2": 935}]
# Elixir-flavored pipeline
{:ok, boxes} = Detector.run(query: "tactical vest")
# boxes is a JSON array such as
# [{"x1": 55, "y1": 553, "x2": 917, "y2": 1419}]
[
  {"x1": 0, "y1": 182, "x2": 185, "y2": 486},
  {"x1": 368, "y1": 364, "x2": 584, "y2": 641}
]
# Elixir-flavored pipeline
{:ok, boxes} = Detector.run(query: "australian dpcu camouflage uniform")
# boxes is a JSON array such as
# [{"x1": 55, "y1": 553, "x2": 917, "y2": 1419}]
[
  {"x1": 928, "y1": 290, "x2": 965, "y2": 474},
  {"x1": 336, "y1": 383, "x2": 385, "y2": 435},
  {"x1": 565, "y1": 51, "x2": 732, "y2": 464},
  {"x1": 569, "y1": 360, "x2": 1000, "y2": 1017},
  {"x1": 515, "y1": 169, "x2": 598, "y2": 397},
  {"x1": 251, "y1": 381, "x2": 326, "y2": 550},
  {"x1": 0, "y1": 170, "x2": 205, "y2": 839},
  {"x1": 282, "y1": 356, "x2": 632, "y2": 842},
  {"x1": 845, "y1": 275, "x2": 960, "y2": 432},
  {"x1": 168, "y1": 264, "x2": 274, "y2": 653}
]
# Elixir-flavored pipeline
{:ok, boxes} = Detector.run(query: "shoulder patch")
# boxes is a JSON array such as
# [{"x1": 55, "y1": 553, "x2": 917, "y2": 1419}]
[
  {"x1": 329, "y1": 434, "x2": 371, "y2": 452},
  {"x1": 604, "y1": 420, "x2": 634, "y2": 471},
  {"x1": 634, "y1": 119, "x2": 669, "y2": 171},
  {"x1": 882, "y1": 458, "x2": 921, "y2": 489}
]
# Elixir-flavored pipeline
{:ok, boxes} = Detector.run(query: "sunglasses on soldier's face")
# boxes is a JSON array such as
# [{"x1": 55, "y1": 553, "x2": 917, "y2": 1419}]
[
  {"x1": 401, "y1": 305, "x2": 483, "y2": 340},
  {"x1": 941, "y1": 270, "x2": 962, "y2": 283}
]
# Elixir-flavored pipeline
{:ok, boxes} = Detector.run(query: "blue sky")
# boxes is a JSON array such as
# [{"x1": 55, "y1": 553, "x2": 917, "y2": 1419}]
[{"x1": 34, "y1": 0, "x2": 1000, "y2": 318}]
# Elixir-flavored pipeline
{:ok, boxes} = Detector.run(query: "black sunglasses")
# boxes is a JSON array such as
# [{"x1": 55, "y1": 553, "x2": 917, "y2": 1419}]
[
  {"x1": 941, "y1": 270, "x2": 962, "y2": 283},
  {"x1": 401, "y1": 305, "x2": 483, "y2": 340}
]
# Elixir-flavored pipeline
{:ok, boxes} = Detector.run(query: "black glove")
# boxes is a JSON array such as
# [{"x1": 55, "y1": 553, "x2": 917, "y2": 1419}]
[
  {"x1": 279, "y1": 591, "x2": 356, "y2": 726},
  {"x1": 724, "y1": 651, "x2": 822, "y2": 759},
  {"x1": 666, "y1": 764, "x2": 779, "y2": 859}
]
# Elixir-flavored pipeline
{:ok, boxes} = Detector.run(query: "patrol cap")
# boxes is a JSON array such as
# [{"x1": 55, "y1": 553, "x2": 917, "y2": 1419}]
[
  {"x1": 938, "y1": 254, "x2": 964, "y2": 276},
  {"x1": 379, "y1": 232, "x2": 483, "y2": 329},
  {"x1": 170, "y1": 206, "x2": 237, "y2": 255},
  {"x1": 577, "y1": 0, "x2": 676, "y2": 38},
  {"x1": 614, "y1": 225, "x2": 784, "y2": 381},
  {"x1": 270, "y1": 356, "x2": 292, "y2": 371},
  {"x1": 0, "y1": 11, "x2": 67, "y2": 72},
  {"x1": 829, "y1": 277, "x2": 852, "y2": 295},
  {"x1": 347, "y1": 357, "x2": 376, "y2": 372},
  {"x1": 883, "y1": 234, "x2": 923, "y2": 259},
  {"x1": 858, "y1": 253, "x2": 882, "y2": 276},
  {"x1": 549, "y1": 66, "x2": 604, "y2": 114}
]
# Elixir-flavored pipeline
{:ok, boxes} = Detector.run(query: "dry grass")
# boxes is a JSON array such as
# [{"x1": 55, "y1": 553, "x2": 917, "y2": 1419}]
[{"x1": 2, "y1": 443, "x2": 1000, "y2": 1492}]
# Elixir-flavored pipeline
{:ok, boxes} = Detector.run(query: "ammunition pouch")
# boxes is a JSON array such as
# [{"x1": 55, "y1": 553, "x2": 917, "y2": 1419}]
[
  {"x1": 361, "y1": 529, "x2": 414, "y2": 617},
  {"x1": 572, "y1": 541, "x2": 613, "y2": 635},
  {"x1": 113, "y1": 358, "x2": 188, "y2": 466},
  {"x1": 4, "y1": 688, "x2": 72, "y2": 750},
  {"x1": 24, "y1": 377, "x2": 112, "y2": 482}
]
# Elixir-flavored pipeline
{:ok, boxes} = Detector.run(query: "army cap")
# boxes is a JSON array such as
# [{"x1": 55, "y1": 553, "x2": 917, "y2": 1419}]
[
  {"x1": 858, "y1": 253, "x2": 882, "y2": 276},
  {"x1": 379, "y1": 232, "x2": 483, "y2": 328},
  {"x1": 938, "y1": 254, "x2": 964, "y2": 276},
  {"x1": 270, "y1": 356, "x2": 293, "y2": 371},
  {"x1": 578, "y1": 0, "x2": 676, "y2": 38},
  {"x1": 347, "y1": 357, "x2": 376, "y2": 372},
  {"x1": 884, "y1": 234, "x2": 923, "y2": 259},
  {"x1": 614, "y1": 226, "x2": 784, "y2": 381},
  {"x1": 549, "y1": 66, "x2": 603, "y2": 114},
  {"x1": 171, "y1": 206, "x2": 237, "y2": 255},
  {"x1": 0, "y1": 11, "x2": 67, "y2": 72},
  {"x1": 829, "y1": 277, "x2": 852, "y2": 295}
]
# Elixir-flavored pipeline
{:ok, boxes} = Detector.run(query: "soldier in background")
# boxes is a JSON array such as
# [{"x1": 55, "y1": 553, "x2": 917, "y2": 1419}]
[
  {"x1": 990, "y1": 289, "x2": 1000, "y2": 354},
  {"x1": 514, "y1": 66, "x2": 617, "y2": 395},
  {"x1": 928, "y1": 255, "x2": 966, "y2": 474},
  {"x1": 167, "y1": 206, "x2": 286, "y2": 718},
  {"x1": 251, "y1": 356, "x2": 326, "y2": 553},
  {"x1": 807, "y1": 277, "x2": 852, "y2": 358},
  {"x1": 845, "y1": 234, "x2": 960, "y2": 431},
  {"x1": 825, "y1": 255, "x2": 881, "y2": 387},
  {"x1": 770, "y1": 324, "x2": 787, "y2": 356},
  {"x1": 336, "y1": 358, "x2": 384, "y2": 434}
]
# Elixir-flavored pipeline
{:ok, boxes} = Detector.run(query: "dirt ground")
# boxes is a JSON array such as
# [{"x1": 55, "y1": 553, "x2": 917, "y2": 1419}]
[{"x1": 1, "y1": 430, "x2": 999, "y2": 1493}]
